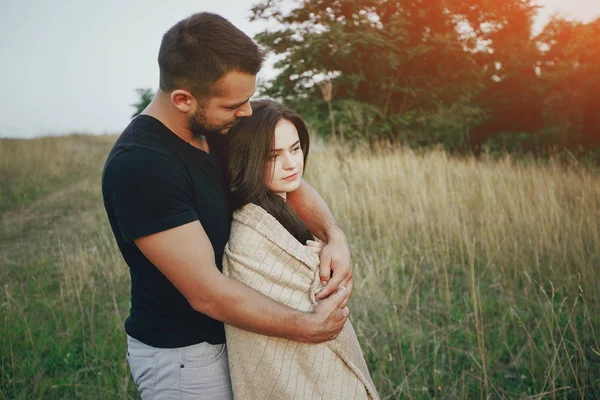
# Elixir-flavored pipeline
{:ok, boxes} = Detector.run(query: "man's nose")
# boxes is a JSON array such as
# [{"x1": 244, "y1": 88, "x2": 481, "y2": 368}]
[{"x1": 235, "y1": 102, "x2": 253, "y2": 118}]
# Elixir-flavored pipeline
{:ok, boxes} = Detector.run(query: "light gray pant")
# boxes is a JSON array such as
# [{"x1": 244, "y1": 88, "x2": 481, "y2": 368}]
[{"x1": 126, "y1": 335, "x2": 233, "y2": 400}]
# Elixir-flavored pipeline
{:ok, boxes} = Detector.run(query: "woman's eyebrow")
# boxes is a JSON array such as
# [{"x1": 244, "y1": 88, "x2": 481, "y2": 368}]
[{"x1": 271, "y1": 140, "x2": 300, "y2": 152}]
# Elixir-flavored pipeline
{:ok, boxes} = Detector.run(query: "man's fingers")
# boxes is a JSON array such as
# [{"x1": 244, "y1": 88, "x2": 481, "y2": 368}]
[
  {"x1": 319, "y1": 285, "x2": 347, "y2": 307},
  {"x1": 318, "y1": 253, "x2": 332, "y2": 287},
  {"x1": 318, "y1": 282, "x2": 348, "y2": 307},
  {"x1": 341, "y1": 305, "x2": 350, "y2": 318},
  {"x1": 339, "y1": 278, "x2": 353, "y2": 309},
  {"x1": 315, "y1": 267, "x2": 345, "y2": 300}
]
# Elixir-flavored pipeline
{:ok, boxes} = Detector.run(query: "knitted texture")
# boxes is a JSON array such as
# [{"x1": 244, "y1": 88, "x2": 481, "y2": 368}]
[{"x1": 223, "y1": 203, "x2": 379, "y2": 400}]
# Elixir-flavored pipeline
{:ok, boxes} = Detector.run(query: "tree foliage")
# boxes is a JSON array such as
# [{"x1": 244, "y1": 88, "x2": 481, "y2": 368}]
[
  {"x1": 130, "y1": 88, "x2": 154, "y2": 118},
  {"x1": 251, "y1": 0, "x2": 600, "y2": 155}
]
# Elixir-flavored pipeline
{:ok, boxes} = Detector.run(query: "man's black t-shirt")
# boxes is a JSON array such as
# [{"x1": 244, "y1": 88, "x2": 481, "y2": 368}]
[{"x1": 102, "y1": 115, "x2": 230, "y2": 348}]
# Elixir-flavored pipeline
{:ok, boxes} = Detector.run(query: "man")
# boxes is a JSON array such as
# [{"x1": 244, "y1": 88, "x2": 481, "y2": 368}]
[{"x1": 102, "y1": 12, "x2": 353, "y2": 399}]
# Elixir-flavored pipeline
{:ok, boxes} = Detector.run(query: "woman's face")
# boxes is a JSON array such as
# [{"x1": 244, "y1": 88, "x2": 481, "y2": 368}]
[{"x1": 265, "y1": 118, "x2": 304, "y2": 199}]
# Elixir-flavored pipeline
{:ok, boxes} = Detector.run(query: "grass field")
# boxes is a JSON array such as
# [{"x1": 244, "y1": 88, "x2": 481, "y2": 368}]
[{"x1": 1, "y1": 135, "x2": 599, "y2": 399}]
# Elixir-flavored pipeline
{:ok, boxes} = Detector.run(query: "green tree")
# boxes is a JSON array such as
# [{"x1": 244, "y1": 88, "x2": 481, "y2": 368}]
[
  {"x1": 251, "y1": 0, "x2": 598, "y2": 154},
  {"x1": 130, "y1": 88, "x2": 154, "y2": 118},
  {"x1": 538, "y1": 17, "x2": 600, "y2": 149},
  {"x1": 251, "y1": 0, "x2": 485, "y2": 146},
  {"x1": 456, "y1": 0, "x2": 548, "y2": 152}
]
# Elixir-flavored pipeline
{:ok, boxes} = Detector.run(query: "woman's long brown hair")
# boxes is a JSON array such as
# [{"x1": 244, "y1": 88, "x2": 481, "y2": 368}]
[{"x1": 225, "y1": 99, "x2": 313, "y2": 245}]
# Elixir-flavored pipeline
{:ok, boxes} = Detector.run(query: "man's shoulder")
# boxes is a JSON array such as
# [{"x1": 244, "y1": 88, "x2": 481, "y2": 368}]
[
  {"x1": 102, "y1": 118, "x2": 187, "y2": 190},
  {"x1": 105, "y1": 118, "x2": 180, "y2": 171}
]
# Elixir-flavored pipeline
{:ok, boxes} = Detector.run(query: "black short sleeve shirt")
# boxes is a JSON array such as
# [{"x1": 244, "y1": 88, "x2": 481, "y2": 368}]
[{"x1": 102, "y1": 115, "x2": 230, "y2": 348}]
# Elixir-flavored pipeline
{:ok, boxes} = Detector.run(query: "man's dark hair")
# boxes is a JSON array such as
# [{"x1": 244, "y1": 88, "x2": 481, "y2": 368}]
[
  {"x1": 226, "y1": 99, "x2": 313, "y2": 245},
  {"x1": 158, "y1": 12, "x2": 263, "y2": 97}
]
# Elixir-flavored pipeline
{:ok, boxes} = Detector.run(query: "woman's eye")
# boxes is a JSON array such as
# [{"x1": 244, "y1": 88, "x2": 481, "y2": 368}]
[
  {"x1": 291, "y1": 146, "x2": 301, "y2": 153},
  {"x1": 270, "y1": 153, "x2": 279, "y2": 159}
]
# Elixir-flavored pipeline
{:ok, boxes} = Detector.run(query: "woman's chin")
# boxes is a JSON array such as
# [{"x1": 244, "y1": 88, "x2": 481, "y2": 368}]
[
  {"x1": 269, "y1": 183, "x2": 300, "y2": 198},
  {"x1": 286, "y1": 180, "x2": 301, "y2": 193}
]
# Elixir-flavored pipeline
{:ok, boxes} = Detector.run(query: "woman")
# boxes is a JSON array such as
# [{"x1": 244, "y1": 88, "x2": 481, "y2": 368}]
[{"x1": 222, "y1": 99, "x2": 379, "y2": 400}]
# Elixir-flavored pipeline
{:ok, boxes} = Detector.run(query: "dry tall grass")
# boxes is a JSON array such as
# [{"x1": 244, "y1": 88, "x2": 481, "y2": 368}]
[
  {"x1": 1, "y1": 135, "x2": 599, "y2": 399},
  {"x1": 306, "y1": 143, "x2": 600, "y2": 398}
]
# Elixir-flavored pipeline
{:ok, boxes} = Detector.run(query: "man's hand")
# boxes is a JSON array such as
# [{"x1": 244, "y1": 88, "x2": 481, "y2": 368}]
[
  {"x1": 314, "y1": 234, "x2": 353, "y2": 308},
  {"x1": 298, "y1": 286, "x2": 350, "y2": 343},
  {"x1": 284, "y1": 180, "x2": 354, "y2": 307},
  {"x1": 135, "y1": 220, "x2": 349, "y2": 344}
]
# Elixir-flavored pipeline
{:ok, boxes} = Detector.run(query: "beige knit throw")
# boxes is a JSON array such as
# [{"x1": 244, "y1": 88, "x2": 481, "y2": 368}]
[{"x1": 223, "y1": 203, "x2": 379, "y2": 400}]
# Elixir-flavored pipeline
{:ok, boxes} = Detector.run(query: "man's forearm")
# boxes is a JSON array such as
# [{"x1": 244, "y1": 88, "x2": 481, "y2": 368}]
[
  {"x1": 135, "y1": 220, "x2": 347, "y2": 343},
  {"x1": 189, "y1": 272, "x2": 319, "y2": 343},
  {"x1": 287, "y1": 180, "x2": 344, "y2": 242},
  {"x1": 287, "y1": 180, "x2": 353, "y2": 299}
]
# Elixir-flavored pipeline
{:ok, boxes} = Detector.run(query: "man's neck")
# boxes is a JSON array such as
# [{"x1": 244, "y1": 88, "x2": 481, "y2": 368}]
[{"x1": 142, "y1": 94, "x2": 209, "y2": 152}]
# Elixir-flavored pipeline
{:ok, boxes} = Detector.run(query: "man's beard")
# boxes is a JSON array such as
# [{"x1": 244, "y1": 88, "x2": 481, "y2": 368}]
[{"x1": 189, "y1": 107, "x2": 231, "y2": 141}]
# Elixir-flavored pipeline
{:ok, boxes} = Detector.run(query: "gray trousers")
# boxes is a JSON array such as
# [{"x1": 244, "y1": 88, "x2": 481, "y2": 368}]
[{"x1": 126, "y1": 335, "x2": 233, "y2": 400}]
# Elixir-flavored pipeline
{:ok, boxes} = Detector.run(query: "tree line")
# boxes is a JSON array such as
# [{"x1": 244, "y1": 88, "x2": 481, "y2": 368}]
[
  {"x1": 250, "y1": 0, "x2": 600, "y2": 156},
  {"x1": 132, "y1": 1, "x2": 600, "y2": 157}
]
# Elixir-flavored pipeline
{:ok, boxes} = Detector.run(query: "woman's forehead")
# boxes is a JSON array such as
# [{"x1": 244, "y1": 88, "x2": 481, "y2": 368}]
[{"x1": 272, "y1": 119, "x2": 299, "y2": 149}]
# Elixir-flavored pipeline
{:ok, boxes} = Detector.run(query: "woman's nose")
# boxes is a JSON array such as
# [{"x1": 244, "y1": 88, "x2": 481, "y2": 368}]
[{"x1": 282, "y1": 153, "x2": 297, "y2": 169}]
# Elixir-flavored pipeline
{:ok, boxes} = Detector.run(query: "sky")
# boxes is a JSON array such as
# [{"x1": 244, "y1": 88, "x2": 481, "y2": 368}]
[{"x1": 1, "y1": 0, "x2": 599, "y2": 138}]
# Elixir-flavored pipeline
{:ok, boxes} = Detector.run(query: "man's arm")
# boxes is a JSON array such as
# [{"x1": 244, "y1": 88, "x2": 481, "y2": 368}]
[
  {"x1": 134, "y1": 220, "x2": 349, "y2": 343},
  {"x1": 287, "y1": 180, "x2": 353, "y2": 304}
]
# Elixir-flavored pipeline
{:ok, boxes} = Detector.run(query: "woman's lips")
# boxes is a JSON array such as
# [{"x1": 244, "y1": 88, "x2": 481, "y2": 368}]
[{"x1": 283, "y1": 172, "x2": 299, "y2": 181}]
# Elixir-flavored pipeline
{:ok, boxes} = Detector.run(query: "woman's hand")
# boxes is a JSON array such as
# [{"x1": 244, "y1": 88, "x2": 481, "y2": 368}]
[{"x1": 305, "y1": 239, "x2": 324, "y2": 255}]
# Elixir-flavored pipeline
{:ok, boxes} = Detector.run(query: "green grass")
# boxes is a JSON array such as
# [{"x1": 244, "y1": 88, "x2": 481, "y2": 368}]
[
  {"x1": 1, "y1": 135, "x2": 599, "y2": 399},
  {"x1": 1, "y1": 135, "x2": 135, "y2": 399}
]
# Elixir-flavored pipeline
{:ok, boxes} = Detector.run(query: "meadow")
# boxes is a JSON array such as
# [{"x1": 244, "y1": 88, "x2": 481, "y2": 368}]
[{"x1": 1, "y1": 135, "x2": 598, "y2": 399}]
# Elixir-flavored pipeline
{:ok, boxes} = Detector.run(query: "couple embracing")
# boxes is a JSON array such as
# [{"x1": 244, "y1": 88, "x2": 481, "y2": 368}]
[{"x1": 102, "y1": 12, "x2": 378, "y2": 400}]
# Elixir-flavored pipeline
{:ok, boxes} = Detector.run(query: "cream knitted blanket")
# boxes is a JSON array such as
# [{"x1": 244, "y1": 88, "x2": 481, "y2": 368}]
[{"x1": 223, "y1": 203, "x2": 379, "y2": 400}]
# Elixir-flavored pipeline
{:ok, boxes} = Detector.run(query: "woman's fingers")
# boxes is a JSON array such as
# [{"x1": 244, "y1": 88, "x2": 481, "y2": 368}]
[
  {"x1": 306, "y1": 246, "x2": 321, "y2": 254},
  {"x1": 305, "y1": 240, "x2": 323, "y2": 254},
  {"x1": 306, "y1": 240, "x2": 323, "y2": 248}
]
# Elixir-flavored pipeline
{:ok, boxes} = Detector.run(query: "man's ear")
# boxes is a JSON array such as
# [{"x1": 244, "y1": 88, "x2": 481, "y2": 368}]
[{"x1": 170, "y1": 89, "x2": 194, "y2": 113}]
